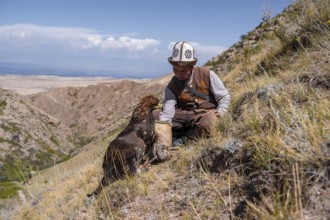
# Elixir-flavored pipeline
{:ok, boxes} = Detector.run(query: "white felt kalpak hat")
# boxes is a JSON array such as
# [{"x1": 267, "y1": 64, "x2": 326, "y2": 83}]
[{"x1": 168, "y1": 41, "x2": 198, "y2": 66}]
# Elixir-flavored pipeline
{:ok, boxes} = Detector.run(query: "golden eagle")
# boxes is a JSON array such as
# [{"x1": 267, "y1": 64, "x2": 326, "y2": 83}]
[{"x1": 87, "y1": 95, "x2": 159, "y2": 198}]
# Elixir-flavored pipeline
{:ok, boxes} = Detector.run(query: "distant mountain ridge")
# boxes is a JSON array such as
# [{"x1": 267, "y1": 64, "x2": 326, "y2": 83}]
[{"x1": 0, "y1": 62, "x2": 161, "y2": 78}]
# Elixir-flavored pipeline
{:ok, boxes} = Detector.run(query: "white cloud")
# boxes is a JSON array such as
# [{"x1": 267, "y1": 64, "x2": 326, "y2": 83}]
[
  {"x1": 0, "y1": 24, "x2": 160, "y2": 56},
  {"x1": 100, "y1": 36, "x2": 159, "y2": 51},
  {"x1": 0, "y1": 24, "x2": 227, "y2": 77}
]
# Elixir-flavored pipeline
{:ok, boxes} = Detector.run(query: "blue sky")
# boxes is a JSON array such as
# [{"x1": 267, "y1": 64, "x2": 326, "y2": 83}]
[{"x1": 0, "y1": 0, "x2": 292, "y2": 78}]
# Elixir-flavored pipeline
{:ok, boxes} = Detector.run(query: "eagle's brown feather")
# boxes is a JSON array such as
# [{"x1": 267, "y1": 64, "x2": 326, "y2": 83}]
[{"x1": 88, "y1": 95, "x2": 159, "y2": 197}]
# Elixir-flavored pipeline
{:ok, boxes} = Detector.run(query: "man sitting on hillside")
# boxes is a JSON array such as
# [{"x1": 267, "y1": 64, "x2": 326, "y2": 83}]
[{"x1": 153, "y1": 41, "x2": 230, "y2": 161}]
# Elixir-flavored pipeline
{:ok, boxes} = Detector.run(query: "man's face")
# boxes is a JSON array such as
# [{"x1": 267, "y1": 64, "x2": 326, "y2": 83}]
[{"x1": 172, "y1": 65, "x2": 193, "y2": 81}]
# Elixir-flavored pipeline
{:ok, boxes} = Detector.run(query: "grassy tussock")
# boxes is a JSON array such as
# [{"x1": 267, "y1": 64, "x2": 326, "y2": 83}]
[
  {"x1": 4, "y1": 161, "x2": 102, "y2": 219},
  {"x1": 217, "y1": 0, "x2": 330, "y2": 217}
]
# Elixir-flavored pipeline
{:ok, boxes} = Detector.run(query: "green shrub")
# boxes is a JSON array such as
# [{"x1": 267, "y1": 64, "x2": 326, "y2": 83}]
[
  {"x1": 0, "y1": 100, "x2": 7, "y2": 115},
  {"x1": 0, "y1": 182, "x2": 22, "y2": 199}
]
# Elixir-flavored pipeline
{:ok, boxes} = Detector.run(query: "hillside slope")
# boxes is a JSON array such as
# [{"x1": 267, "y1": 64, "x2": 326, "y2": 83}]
[
  {"x1": 29, "y1": 80, "x2": 165, "y2": 145},
  {"x1": 1, "y1": 0, "x2": 329, "y2": 219},
  {"x1": 0, "y1": 89, "x2": 75, "y2": 198},
  {"x1": 0, "y1": 78, "x2": 166, "y2": 200}
]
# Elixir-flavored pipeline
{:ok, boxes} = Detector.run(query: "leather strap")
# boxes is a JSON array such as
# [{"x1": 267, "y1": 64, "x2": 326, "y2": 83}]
[{"x1": 185, "y1": 86, "x2": 210, "y2": 101}]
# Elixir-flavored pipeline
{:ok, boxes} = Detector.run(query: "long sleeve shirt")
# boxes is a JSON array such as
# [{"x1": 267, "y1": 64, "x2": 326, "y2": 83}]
[{"x1": 159, "y1": 70, "x2": 230, "y2": 122}]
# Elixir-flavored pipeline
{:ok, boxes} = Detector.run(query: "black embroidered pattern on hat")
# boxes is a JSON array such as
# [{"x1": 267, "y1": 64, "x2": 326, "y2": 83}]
[
  {"x1": 173, "y1": 48, "x2": 179, "y2": 57},
  {"x1": 185, "y1": 49, "x2": 192, "y2": 59}
]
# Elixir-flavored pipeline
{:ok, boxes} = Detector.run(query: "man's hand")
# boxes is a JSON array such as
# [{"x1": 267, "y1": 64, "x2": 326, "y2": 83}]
[{"x1": 209, "y1": 109, "x2": 221, "y2": 118}]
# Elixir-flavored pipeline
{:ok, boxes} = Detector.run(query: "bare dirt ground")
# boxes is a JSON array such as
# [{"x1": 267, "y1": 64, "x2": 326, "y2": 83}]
[{"x1": 0, "y1": 74, "x2": 150, "y2": 95}]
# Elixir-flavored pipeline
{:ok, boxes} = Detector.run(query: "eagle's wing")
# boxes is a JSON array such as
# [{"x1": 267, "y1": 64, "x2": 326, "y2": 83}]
[{"x1": 105, "y1": 134, "x2": 146, "y2": 176}]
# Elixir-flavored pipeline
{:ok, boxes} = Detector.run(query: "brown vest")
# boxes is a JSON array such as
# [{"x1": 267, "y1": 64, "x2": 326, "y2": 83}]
[{"x1": 168, "y1": 66, "x2": 217, "y2": 110}]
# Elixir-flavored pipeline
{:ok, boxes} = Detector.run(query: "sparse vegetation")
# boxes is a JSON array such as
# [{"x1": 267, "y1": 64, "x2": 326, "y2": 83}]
[
  {"x1": 49, "y1": 135, "x2": 60, "y2": 147},
  {"x1": 0, "y1": 154, "x2": 31, "y2": 184},
  {"x1": 68, "y1": 133, "x2": 94, "y2": 149},
  {"x1": 0, "y1": 182, "x2": 22, "y2": 199},
  {"x1": 0, "y1": 99, "x2": 7, "y2": 115},
  {"x1": 0, "y1": 122, "x2": 20, "y2": 134},
  {"x1": 67, "y1": 89, "x2": 78, "y2": 98}
]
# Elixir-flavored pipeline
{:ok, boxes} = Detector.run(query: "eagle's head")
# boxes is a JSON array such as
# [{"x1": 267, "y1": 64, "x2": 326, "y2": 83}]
[{"x1": 131, "y1": 95, "x2": 160, "y2": 122}]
